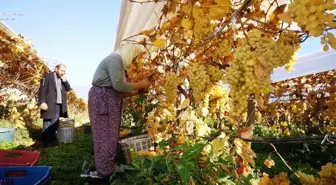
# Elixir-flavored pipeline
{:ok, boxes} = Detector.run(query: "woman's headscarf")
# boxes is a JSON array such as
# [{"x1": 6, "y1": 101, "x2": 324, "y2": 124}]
[{"x1": 114, "y1": 43, "x2": 144, "y2": 70}]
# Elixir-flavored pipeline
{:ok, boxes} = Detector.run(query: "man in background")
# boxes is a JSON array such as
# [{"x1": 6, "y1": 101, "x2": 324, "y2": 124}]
[{"x1": 38, "y1": 64, "x2": 72, "y2": 147}]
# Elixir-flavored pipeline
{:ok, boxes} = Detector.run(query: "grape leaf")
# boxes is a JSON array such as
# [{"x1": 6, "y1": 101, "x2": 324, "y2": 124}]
[
  {"x1": 215, "y1": 0, "x2": 231, "y2": 6},
  {"x1": 181, "y1": 19, "x2": 193, "y2": 30},
  {"x1": 234, "y1": 138, "x2": 256, "y2": 167},
  {"x1": 209, "y1": 7, "x2": 229, "y2": 20},
  {"x1": 269, "y1": 4, "x2": 287, "y2": 26},
  {"x1": 277, "y1": 13, "x2": 292, "y2": 25},
  {"x1": 153, "y1": 38, "x2": 166, "y2": 49}
]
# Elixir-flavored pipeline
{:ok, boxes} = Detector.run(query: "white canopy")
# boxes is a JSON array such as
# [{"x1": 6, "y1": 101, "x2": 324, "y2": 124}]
[
  {"x1": 0, "y1": 21, "x2": 16, "y2": 36},
  {"x1": 114, "y1": 0, "x2": 336, "y2": 82},
  {"x1": 113, "y1": 0, "x2": 165, "y2": 50}
]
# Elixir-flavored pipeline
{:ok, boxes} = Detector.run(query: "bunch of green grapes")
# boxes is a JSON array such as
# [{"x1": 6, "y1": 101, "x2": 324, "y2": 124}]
[
  {"x1": 226, "y1": 30, "x2": 299, "y2": 122},
  {"x1": 214, "y1": 39, "x2": 232, "y2": 57},
  {"x1": 187, "y1": 62, "x2": 211, "y2": 105},
  {"x1": 208, "y1": 85, "x2": 229, "y2": 119},
  {"x1": 321, "y1": 32, "x2": 336, "y2": 51},
  {"x1": 163, "y1": 72, "x2": 180, "y2": 106},
  {"x1": 193, "y1": 17, "x2": 211, "y2": 44},
  {"x1": 207, "y1": 65, "x2": 225, "y2": 82},
  {"x1": 287, "y1": 0, "x2": 336, "y2": 37}
]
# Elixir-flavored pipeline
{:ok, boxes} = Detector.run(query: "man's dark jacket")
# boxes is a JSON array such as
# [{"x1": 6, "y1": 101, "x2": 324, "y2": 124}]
[{"x1": 38, "y1": 72, "x2": 72, "y2": 119}]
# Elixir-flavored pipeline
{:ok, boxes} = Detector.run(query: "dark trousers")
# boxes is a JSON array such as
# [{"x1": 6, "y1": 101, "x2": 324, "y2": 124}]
[{"x1": 41, "y1": 104, "x2": 61, "y2": 147}]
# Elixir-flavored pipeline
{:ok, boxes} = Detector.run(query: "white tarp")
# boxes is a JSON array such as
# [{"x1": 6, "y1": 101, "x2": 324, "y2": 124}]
[
  {"x1": 0, "y1": 21, "x2": 16, "y2": 36},
  {"x1": 113, "y1": 0, "x2": 165, "y2": 50},
  {"x1": 114, "y1": 0, "x2": 335, "y2": 81},
  {"x1": 272, "y1": 49, "x2": 336, "y2": 82}
]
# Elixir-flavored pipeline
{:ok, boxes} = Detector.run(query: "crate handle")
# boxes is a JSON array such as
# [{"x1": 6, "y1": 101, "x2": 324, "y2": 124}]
[
  {"x1": 0, "y1": 129, "x2": 11, "y2": 133},
  {"x1": 5, "y1": 152, "x2": 22, "y2": 158},
  {"x1": 5, "y1": 170, "x2": 28, "y2": 177}
]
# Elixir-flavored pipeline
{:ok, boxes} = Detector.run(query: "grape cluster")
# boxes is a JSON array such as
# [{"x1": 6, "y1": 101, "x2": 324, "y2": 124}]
[
  {"x1": 287, "y1": 0, "x2": 336, "y2": 37},
  {"x1": 214, "y1": 39, "x2": 232, "y2": 58},
  {"x1": 207, "y1": 65, "x2": 225, "y2": 82},
  {"x1": 187, "y1": 62, "x2": 211, "y2": 105},
  {"x1": 226, "y1": 30, "x2": 300, "y2": 122},
  {"x1": 208, "y1": 85, "x2": 229, "y2": 119},
  {"x1": 321, "y1": 32, "x2": 336, "y2": 51},
  {"x1": 163, "y1": 72, "x2": 181, "y2": 106}
]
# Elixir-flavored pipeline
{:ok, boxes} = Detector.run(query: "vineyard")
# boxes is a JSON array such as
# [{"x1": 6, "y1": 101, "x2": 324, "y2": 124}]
[
  {"x1": 0, "y1": 25, "x2": 87, "y2": 143},
  {"x1": 1, "y1": 0, "x2": 336, "y2": 184}
]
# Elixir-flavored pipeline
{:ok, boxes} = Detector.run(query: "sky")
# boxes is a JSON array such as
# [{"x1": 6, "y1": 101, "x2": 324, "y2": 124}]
[
  {"x1": 1, "y1": 0, "x2": 122, "y2": 99},
  {"x1": 1, "y1": 0, "x2": 335, "y2": 100}
]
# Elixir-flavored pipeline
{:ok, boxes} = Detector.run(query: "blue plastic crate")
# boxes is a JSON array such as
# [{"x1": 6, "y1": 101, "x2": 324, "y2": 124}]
[
  {"x1": 0, "y1": 166, "x2": 51, "y2": 185},
  {"x1": 0, "y1": 128, "x2": 15, "y2": 143}
]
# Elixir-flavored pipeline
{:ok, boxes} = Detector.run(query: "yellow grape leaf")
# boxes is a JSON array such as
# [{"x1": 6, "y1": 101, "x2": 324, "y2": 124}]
[
  {"x1": 181, "y1": 19, "x2": 193, "y2": 30},
  {"x1": 177, "y1": 134, "x2": 185, "y2": 145},
  {"x1": 168, "y1": 0, "x2": 177, "y2": 14},
  {"x1": 256, "y1": 95, "x2": 268, "y2": 110},
  {"x1": 277, "y1": 13, "x2": 292, "y2": 25},
  {"x1": 272, "y1": 173, "x2": 290, "y2": 185},
  {"x1": 327, "y1": 126, "x2": 336, "y2": 135},
  {"x1": 297, "y1": 172, "x2": 320, "y2": 185},
  {"x1": 192, "y1": 6, "x2": 205, "y2": 19},
  {"x1": 211, "y1": 134, "x2": 229, "y2": 154},
  {"x1": 269, "y1": 4, "x2": 287, "y2": 25},
  {"x1": 319, "y1": 163, "x2": 336, "y2": 184},
  {"x1": 181, "y1": 98, "x2": 190, "y2": 109},
  {"x1": 258, "y1": 174, "x2": 272, "y2": 185},
  {"x1": 119, "y1": 129, "x2": 131, "y2": 137},
  {"x1": 153, "y1": 38, "x2": 166, "y2": 49},
  {"x1": 215, "y1": 0, "x2": 231, "y2": 6},
  {"x1": 264, "y1": 157, "x2": 275, "y2": 168},
  {"x1": 182, "y1": 5, "x2": 192, "y2": 15},
  {"x1": 234, "y1": 138, "x2": 256, "y2": 167},
  {"x1": 247, "y1": 0, "x2": 265, "y2": 19},
  {"x1": 209, "y1": 7, "x2": 229, "y2": 20},
  {"x1": 184, "y1": 30, "x2": 193, "y2": 39}
]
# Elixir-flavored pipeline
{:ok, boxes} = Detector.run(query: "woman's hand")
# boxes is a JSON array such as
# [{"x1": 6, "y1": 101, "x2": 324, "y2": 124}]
[
  {"x1": 139, "y1": 79, "x2": 150, "y2": 89},
  {"x1": 132, "y1": 76, "x2": 152, "y2": 90},
  {"x1": 123, "y1": 89, "x2": 139, "y2": 97}
]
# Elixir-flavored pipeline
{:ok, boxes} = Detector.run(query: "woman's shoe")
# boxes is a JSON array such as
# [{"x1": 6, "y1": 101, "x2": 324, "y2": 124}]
[{"x1": 88, "y1": 171, "x2": 103, "y2": 179}]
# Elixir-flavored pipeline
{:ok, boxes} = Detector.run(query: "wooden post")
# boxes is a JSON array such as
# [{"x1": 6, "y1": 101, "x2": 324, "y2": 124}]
[{"x1": 247, "y1": 95, "x2": 256, "y2": 127}]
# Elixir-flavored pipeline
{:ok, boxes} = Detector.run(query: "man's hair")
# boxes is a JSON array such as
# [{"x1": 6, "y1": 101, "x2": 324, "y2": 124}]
[{"x1": 55, "y1": 64, "x2": 66, "y2": 69}]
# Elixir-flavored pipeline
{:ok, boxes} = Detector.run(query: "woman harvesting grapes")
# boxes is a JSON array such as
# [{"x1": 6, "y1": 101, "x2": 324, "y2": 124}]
[{"x1": 87, "y1": 43, "x2": 151, "y2": 178}]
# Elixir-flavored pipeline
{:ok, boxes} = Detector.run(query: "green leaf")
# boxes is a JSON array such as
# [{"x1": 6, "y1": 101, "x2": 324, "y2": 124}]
[
  {"x1": 177, "y1": 163, "x2": 192, "y2": 185},
  {"x1": 181, "y1": 143, "x2": 205, "y2": 162},
  {"x1": 240, "y1": 174, "x2": 254, "y2": 185}
]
